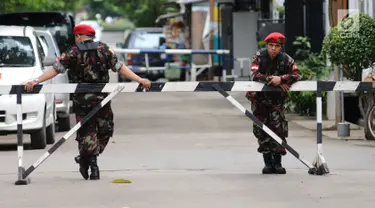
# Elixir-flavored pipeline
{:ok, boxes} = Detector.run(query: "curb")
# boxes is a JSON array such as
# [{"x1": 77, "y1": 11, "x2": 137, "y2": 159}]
[{"x1": 290, "y1": 120, "x2": 366, "y2": 141}]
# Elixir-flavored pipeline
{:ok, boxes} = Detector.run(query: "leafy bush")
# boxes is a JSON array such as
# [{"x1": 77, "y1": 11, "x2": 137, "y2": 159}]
[
  {"x1": 285, "y1": 36, "x2": 331, "y2": 116},
  {"x1": 321, "y1": 13, "x2": 375, "y2": 81}
]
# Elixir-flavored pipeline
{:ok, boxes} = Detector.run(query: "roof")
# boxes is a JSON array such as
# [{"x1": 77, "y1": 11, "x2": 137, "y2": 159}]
[
  {"x1": 176, "y1": 0, "x2": 208, "y2": 4},
  {"x1": 0, "y1": 25, "x2": 34, "y2": 36}
]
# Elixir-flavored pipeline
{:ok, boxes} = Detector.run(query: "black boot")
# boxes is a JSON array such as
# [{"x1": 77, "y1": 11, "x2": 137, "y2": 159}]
[
  {"x1": 74, "y1": 155, "x2": 80, "y2": 164},
  {"x1": 262, "y1": 153, "x2": 274, "y2": 174},
  {"x1": 89, "y1": 156, "x2": 100, "y2": 180},
  {"x1": 272, "y1": 154, "x2": 286, "y2": 174},
  {"x1": 77, "y1": 155, "x2": 89, "y2": 180}
]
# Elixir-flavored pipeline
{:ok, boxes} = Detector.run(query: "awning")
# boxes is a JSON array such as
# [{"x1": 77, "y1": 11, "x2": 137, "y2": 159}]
[
  {"x1": 155, "y1": 2, "x2": 187, "y2": 23},
  {"x1": 155, "y1": 12, "x2": 184, "y2": 23}
]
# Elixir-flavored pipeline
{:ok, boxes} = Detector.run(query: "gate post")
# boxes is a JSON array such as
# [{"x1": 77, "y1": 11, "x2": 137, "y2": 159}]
[
  {"x1": 309, "y1": 82, "x2": 330, "y2": 175},
  {"x1": 15, "y1": 85, "x2": 30, "y2": 185}
]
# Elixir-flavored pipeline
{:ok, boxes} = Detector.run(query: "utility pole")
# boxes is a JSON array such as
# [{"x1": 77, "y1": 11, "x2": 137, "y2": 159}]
[
  {"x1": 328, "y1": 0, "x2": 347, "y2": 127},
  {"x1": 209, "y1": 0, "x2": 215, "y2": 80}
]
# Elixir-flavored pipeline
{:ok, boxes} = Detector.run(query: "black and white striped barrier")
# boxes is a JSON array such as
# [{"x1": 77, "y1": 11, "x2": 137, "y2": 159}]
[
  {"x1": 14, "y1": 86, "x2": 30, "y2": 185},
  {"x1": 212, "y1": 84, "x2": 317, "y2": 173},
  {"x1": 1, "y1": 80, "x2": 372, "y2": 94},
  {"x1": 312, "y1": 90, "x2": 330, "y2": 175},
  {"x1": 14, "y1": 85, "x2": 125, "y2": 185},
  {"x1": 11, "y1": 80, "x2": 374, "y2": 184}
]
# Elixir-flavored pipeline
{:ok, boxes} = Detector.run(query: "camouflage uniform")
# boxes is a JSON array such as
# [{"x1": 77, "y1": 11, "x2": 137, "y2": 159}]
[
  {"x1": 245, "y1": 48, "x2": 302, "y2": 174},
  {"x1": 53, "y1": 40, "x2": 123, "y2": 179}
]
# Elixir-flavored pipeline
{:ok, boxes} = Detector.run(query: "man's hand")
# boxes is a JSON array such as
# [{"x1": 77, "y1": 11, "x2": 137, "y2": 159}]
[
  {"x1": 138, "y1": 78, "x2": 151, "y2": 89},
  {"x1": 24, "y1": 79, "x2": 39, "y2": 92},
  {"x1": 279, "y1": 83, "x2": 290, "y2": 92},
  {"x1": 268, "y1": 76, "x2": 281, "y2": 86}
]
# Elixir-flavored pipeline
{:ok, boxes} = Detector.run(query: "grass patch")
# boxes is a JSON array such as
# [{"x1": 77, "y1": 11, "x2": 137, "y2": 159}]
[{"x1": 101, "y1": 18, "x2": 134, "y2": 32}]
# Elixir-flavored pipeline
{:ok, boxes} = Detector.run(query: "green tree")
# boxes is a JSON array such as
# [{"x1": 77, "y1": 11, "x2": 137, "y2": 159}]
[
  {"x1": 321, "y1": 13, "x2": 375, "y2": 81},
  {"x1": 0, "y1": 0, "x2": 82, "y2": 13},
  {"x1": 121, "y1": 0, "x2": 178, "y2": 27},
  {"x1": 321, "y1": 13, "x2": 375, "y2": 140}
]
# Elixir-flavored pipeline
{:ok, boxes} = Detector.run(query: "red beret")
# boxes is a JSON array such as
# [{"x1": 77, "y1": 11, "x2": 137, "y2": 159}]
[
  {"x1": 74, "y1": 24, "x2": 95, "y2": 36},
  {"x1": 264, "y1": 32, "x2": 285, "y2": 45}
]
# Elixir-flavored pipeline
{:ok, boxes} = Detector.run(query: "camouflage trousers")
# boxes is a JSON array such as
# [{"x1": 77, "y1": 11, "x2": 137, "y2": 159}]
[
  {"x1": 74, "y1": 101, "x2": 114, "y2": 156},
  {"x1": 251, "y1": 101, "x2": 288, "y2": 155}
]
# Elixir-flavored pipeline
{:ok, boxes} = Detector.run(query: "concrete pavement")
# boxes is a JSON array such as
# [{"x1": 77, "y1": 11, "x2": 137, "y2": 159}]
[
  {"x1": 1, "y1": 32, "x2": 375, "y2": 208},
  {"x1": 1, "y1": 90, "x2": 375, "y2": 208}
]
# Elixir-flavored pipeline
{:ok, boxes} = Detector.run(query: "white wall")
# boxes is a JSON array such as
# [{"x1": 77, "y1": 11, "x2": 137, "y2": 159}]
[
  {"x1": 349, "y1": 0, "x2": 373, "y2": 17},
  {"x1": 232, "y1": 11, "x2": 258, "y2": 77}
]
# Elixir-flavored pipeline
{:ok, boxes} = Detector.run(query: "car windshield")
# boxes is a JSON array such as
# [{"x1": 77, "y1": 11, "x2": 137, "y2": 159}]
[
  {"x1": 0, "y1": 36, "x2": 35, "y2": 67},
  {"x1": 131, "y1": 33, "x2": 164, "y2": 49}
]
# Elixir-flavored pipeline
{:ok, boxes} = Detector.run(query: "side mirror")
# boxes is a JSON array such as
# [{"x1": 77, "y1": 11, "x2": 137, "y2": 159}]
[{"x1": 43, "y1": 56, "x2": 56, "y2": 66}]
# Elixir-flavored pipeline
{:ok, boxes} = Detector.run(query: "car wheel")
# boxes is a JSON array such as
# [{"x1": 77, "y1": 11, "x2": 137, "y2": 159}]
[
  {"x1": 30, "y1": 109, "x2": 47, "y2": 149},
  {"x1": 58, "y1": 116, "x2": 71, "y2": 131},
  {"x1": 46, "y1": 106, "x2": 56, "y2": 144}
]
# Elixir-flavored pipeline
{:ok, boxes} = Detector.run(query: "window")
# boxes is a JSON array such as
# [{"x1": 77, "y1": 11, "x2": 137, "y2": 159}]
[
  {"x1": 39, "y1": 35, "x2": 48, "y2": 47},
  {"x1": 34, "y1": 32, "x2": 45, "y2": 63},
  {"x1": 38, "y1": 35, "x2": 53, "y2": 57},
  {"x1": 130, "y1": 33, "x2": 164, "y2": 49},
  {"x1": 0, "y1": 36, "x2": 35, "y2": 67}
]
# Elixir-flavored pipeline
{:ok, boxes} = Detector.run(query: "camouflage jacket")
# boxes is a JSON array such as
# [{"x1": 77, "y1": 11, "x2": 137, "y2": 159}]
[
  {"x1": 246, "y1": 48, "x2": 302, "y2": 104},
  {"x1": 53, "y1": 40, "x2": 123, "y2": 106}
]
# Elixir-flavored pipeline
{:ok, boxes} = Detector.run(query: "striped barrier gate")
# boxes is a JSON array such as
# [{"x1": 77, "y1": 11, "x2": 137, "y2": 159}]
[
  {"x1": 113, "y1": 48, "x2": 231, "y2": 81},
  {"x1": 3, "y1": 80, "x2": 371, "y2": 185}
]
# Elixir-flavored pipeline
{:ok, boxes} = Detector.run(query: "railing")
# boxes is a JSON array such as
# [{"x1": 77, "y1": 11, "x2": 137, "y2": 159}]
[{"x1": 113, "y1": 48, "x2": 231, "y2": 81}]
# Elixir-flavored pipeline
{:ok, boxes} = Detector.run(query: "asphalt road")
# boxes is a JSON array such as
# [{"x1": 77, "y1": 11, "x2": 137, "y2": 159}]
[{"x1": 1, "y1": 32, "x2": 375, "y2": 208}]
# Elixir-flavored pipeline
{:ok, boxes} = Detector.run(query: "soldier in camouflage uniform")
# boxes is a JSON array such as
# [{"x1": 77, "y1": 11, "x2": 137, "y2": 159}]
[
  {"x1": 245, "y1": 32, "x2": 302, "y2": 174},
  {"x1": 24, "y1": 24, "x2": 151, "y2": 180}
]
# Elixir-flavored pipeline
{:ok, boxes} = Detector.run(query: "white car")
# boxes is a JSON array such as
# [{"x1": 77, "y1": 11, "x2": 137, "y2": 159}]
[
  {"x1": 0, "y1": 25, "x2": 56, "y2": 149},
  {"x1": 35, "y1": 29, "x2": 71, "y2": 131},
  {"x1": 77, "y1": 20, "x2": 103, "y2": 41}
]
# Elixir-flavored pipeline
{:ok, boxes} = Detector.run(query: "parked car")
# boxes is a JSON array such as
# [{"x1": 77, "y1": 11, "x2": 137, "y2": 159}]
[
  {"x1": 0, "y1": 12, "x2": 75, "y2": 58},
  {"x1": 77, "y1": 20, "x2": 103, "y2": 41},
  {"x1": 0, "y1": 11, "x2": 76, "y2": 117},
  {"x1": 35, "y1": 29, "x2": 71, "y2": 131},
  {"x1": 0, "y1": 25, "x2": 56, "y2": 149},
  {"x1": 116, "y1": 27, "x2": 167, "y2": 82}
]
